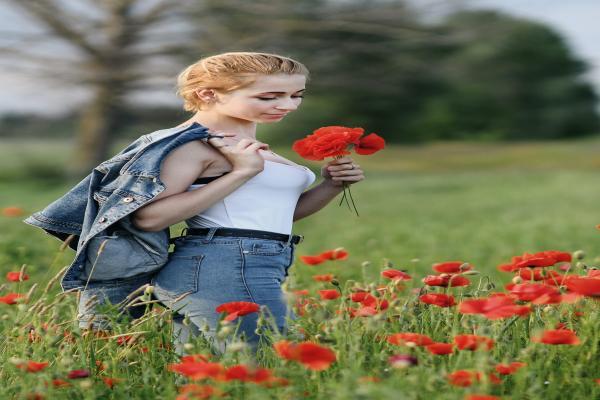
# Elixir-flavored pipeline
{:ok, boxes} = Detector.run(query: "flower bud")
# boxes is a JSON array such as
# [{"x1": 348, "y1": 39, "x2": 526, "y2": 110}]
[
  {"x1": 217, "y1": 326, "x2": 233, "y2": 339},
  {"x1": 79, "y1": 379, "x2": 93, "y2": 389},
  {"x1": 575, "y1": 262, "x2": 585, "y2": 270},
  {"x1": 144, "y1": 285, "x2": 154, "y2": 296},
  {"x1": 573, "y1": 250, "x2": 585, "y2": 260},
  {"x1": 330, "y1": 279, "x2": 340, "y2": 287},
  {"x1": 388, "y1": 354, "x2": 418, "y2": 369},
  {"x1": 183, "y1": 343, "x2": 194, "y2": 352},
  {"x1": 8, "y1": 356, "x2": 24, "y2": 365},
  {"x1": 512, "y1": 276, "x2": 523, "y2": 284},
  {"x1": 227, "y1": 341, "x2": 247, "y2": 353},
  {"x1": 462, "y1": 270, "x2": 480, "y2": 275},
  {"x1": 361, "y1": 261, "x2": 371, "y2": 268}
]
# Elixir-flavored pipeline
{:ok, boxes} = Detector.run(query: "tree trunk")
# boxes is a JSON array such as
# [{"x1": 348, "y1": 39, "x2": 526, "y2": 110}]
[{"x1": 71, "y1": 83, "x2": 122, "y2": 177}]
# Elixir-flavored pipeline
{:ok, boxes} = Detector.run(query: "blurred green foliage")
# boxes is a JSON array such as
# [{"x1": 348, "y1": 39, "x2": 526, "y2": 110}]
[{"x1": 0, "y1": 6, "x2": 597, "y2": 143}]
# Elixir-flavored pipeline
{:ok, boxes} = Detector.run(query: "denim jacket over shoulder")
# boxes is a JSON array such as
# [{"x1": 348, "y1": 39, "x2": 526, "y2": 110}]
[{"x1": 23, "y1": 122, "x2": 211, "y2": 291}]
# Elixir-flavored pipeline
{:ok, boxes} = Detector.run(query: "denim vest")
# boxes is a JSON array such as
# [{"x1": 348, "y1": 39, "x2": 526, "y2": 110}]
[{"x1": 23, "y1": 122, "x2": 211, "y2": 291}]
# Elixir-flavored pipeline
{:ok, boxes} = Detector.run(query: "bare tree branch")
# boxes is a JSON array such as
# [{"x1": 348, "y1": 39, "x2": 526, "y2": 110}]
[{"x1": 5, "y1": 0, "x2": 102, "y2": 58}]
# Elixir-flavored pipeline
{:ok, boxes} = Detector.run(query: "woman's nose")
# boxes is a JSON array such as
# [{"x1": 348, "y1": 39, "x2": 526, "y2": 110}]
[{"x1": 276, "y1": 98, "x2": 298, "y2": 111}]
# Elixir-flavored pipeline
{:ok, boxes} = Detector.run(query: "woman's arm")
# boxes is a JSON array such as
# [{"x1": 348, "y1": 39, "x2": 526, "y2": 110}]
[
  {"x1": 293, "y1": 156, "x2": 365, "y2": 221},
  {"x1": 132, "y1": 136, "x2": 267, "y2": 232}
]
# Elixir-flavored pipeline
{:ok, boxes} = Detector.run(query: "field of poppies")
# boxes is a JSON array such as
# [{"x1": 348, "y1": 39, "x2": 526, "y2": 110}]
[{"x1": 0, "y1": 140, "x2": 599, "y2": 399}]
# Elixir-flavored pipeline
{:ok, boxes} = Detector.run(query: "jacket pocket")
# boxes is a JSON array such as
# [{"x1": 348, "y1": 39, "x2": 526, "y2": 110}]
[{"x1": 82, "y1": 231, "x2": 165, "y2": 281}]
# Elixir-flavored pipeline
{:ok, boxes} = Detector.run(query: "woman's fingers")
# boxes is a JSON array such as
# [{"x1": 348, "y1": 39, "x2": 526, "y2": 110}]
[
  {"x1": 244, "y1": 142, "x2": 270, "y2": 152},
  {"x1": 328, "y1": 163, "x2": 360, "y2": 172}
]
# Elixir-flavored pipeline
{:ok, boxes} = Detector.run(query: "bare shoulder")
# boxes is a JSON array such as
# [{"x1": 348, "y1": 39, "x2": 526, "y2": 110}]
[
  {"x1": 149, "y1": 140, "x2": 218, "y2": 201},
  {"x1": 165, "y1": 139, "x2": 218, "y2": 167}
]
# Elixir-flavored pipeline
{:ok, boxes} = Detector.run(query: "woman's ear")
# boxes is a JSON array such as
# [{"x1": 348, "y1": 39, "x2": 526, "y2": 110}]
[{"x1": 195, "y1": 89, "x2": 217, "y2": 103}]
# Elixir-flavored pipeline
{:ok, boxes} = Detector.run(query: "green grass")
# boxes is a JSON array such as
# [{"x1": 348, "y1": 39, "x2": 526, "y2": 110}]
[{"x1": 0, "y1": 139, "x2": 598, "y2": 399}]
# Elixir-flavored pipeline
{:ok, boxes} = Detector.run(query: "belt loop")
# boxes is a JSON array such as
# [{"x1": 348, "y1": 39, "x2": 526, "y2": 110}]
[
  {"x1": 180, "y1": 227, "x2": 188, "y2": 236},
  {"x1": 285, "y1": 233, "x2": 293, "y2": 247},
  {"x1": 204, "y1": 227, "x2": 218, "y2": 242}
]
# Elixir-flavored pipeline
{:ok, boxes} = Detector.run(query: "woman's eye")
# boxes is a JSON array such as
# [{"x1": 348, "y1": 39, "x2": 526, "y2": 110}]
[{"x1": 257, "y1": 96, "x2": 305, "y2": 101}]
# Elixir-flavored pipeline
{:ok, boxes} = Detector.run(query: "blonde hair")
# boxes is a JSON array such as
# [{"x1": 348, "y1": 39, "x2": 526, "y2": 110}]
[{"x1": 176, "y1": 51, "x2": 310, "y2": 112}]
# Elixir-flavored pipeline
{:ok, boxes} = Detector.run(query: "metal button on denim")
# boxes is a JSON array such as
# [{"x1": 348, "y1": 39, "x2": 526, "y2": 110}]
[
  {"x1": 123, "y1": 197, "x2": 134, "y2": 203},
  {"x1": 99, "y1": 217, "x2": 107, "y2": 222}
]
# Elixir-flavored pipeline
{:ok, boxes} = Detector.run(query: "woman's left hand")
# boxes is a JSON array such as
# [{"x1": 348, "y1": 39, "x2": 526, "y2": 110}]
[{"x1": 321, "y1": 157, "x2": 365, "y2": 187}]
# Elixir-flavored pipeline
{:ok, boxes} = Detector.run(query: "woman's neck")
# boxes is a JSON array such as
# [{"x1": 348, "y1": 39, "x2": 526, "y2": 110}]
[{"x1": 181, "y1": 112, "x2": 258, "y2": 140}]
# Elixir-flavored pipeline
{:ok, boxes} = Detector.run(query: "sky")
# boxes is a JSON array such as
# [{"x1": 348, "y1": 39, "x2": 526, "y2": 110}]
[{"x1": 0, "y1": 0, "x2": 598, "y2": 116}]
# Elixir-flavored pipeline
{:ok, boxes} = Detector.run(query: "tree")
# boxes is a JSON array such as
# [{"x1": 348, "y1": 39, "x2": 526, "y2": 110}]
[
  {"x1": 1, "y1": 0, "x2": 195, "y2": 175},
  {"x1": 412, "y1": 10, "x2": 599, "y2": 140}
]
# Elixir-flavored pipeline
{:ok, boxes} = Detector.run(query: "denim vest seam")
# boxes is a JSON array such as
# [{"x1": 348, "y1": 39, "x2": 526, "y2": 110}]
[{"x1": 28, "y1": 213, "x2": 83, "y2": 232}]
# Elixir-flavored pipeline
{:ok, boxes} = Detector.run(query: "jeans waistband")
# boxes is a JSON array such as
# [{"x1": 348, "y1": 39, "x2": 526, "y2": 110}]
[{"x1": 169, "y1": 227, "x2": 304, "y2": 246}]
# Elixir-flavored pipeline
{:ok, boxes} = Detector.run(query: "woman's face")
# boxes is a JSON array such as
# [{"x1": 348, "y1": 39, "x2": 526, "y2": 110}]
[{"x1": 206, "y1": 73, "x2": 306, "y2": 122}]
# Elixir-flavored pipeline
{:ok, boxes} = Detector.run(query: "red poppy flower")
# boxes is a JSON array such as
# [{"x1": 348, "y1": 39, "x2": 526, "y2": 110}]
[
  {"x1": 447, "y1": 370, "x2": 500, "y2": 387},
  {"x1": 67, "y1": 369, "x2": 90, "y2": 379},
  {"x1": 168, "y1": 360, "x2": 225, "y2": 380},
  {"x1": 588, "y1": 270, "x2": 600, "y2": 278},
  {"x1": 458, "y1": 296, "x2": 530, "y2": 319},
  {"x1": 318, "y1": 289, "x2": 340, "y2": 300},
  {"x1": 564, "y1": 276, "x2": 600, "y2": 297},
  {"x1": 222, "y1": 364, "x2": 278, "y2": 384},
  {"x1": 51, "y1": 379, "x2": 70, "y2": 387},
  {"x1": 292, "y1": 126, "x2": 365, "y2": 160},
  {"x1": 273, "y1": 340, "x2": 336, "y2": 371},
  {"x1": 6, "y1": 271, "x2": 29, "y2": 282},
  {"x1": 513, "y1": 256, "x2": 557, "y2": 269},
  {"x1": 426, "y1": 342, "x2": 454, "y2": 355},
  {"x1": 495, "y1": 361, "x2": 526, "y2": 375},
  {"x1": 518, "y1": 268, "x2": 561, "y2": 281},
  {"x1": 381, "y1": 269, "x2": 412, "y2": 281},
  {"x1": 354, "y1": 133, "x2": 386, "y2": 155},
  {"x1": 419, "y1": 293, "x2": 456, "y2": 307},
  {"x1": 532, "y1": 329, "x2": 581, "y2": 345},
  {"x1": 432, "y1": 261, "x2": 471, "y2": 274},
  {"x1": 2, "y1": 206, "x2": 24, "y2": 217},
  {"x1": 348, "y1": 306, "x2": 379, "y2": 317},
  {"x1": 178, "y1": 384, "x2": 222, "y2": 398},
  {"x1": 300, "y1": 255, "x2": 327, "y2": 265},
  {"x1": 319, "y1": 248, "x2": 349, "y2": 261},
  {"x1": 465, "y1": 395, "x2": 501, "y2": 400},
  {"x1": 423, "y1": 275, "x2": 470, "y2": 287},
  {"x1": 293, "y1": 289, "x2": 310, "y2": 296},
  {"x1": 0, "y1": 292, "x2": 25, "y2": 305},
  {"x1": 447, "y1": 370, "x2": 481, "y2": 387},
  {"x1": 387, "y1": 333, "x2": 434, "y2": 346},
  {"x1": 102, "y1": 377, "x2": 122, "y2": 389},
  {"x1": 453, "y1": 334, "x2": 494, "y2": 351},
  {"x1": 312, "y1": 274, "x2": 335, "y2": 282},
  {"x1": 509, "y1": 283, "x2": 560, "y2": 302},
  {"x1": 502, "y1": 250, "x2": 572, "y2": 271},
  {"x1": 215, "y1": 301, "x2": 260, "y2": 322},
  {"x1": 16, "y1": 361, "x2": 49, "y2": 373}
]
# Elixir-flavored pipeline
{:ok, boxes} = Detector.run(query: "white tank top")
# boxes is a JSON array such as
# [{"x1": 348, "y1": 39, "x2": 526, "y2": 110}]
[{"x1": 185, "y1": 160, "x2": 317, "y2": 235}]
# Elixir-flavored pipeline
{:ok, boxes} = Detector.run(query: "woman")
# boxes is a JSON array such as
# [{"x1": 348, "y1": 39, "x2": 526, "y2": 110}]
[{"x1": 132, "y1": 52, "x2": 365, "y2": 354}]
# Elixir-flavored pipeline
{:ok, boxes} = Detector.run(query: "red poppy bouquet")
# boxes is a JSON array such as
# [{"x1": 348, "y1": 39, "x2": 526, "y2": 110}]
[{"x1": 292, "y1": 126, "x2": 385, "y2": 216}]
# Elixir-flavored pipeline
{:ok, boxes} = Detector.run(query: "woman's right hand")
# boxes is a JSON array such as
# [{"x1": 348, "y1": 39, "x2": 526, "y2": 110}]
[{"x1": 205, "y1": 131, "x2": 268, "y2": 177}]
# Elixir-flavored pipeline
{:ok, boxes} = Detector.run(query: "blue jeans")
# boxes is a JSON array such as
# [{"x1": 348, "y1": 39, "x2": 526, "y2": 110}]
[
  {"x1": 77, "y1": 270, "x2": 155, "y2": 330},
  {"x1": 152, "y1": 228, "x2": 297, "y2": 354}
]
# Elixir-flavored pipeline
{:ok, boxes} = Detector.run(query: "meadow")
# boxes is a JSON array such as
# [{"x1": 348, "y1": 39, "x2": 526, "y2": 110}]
[{"x1": 0, "y1": 138, "x2": 598, "y2": 399}]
